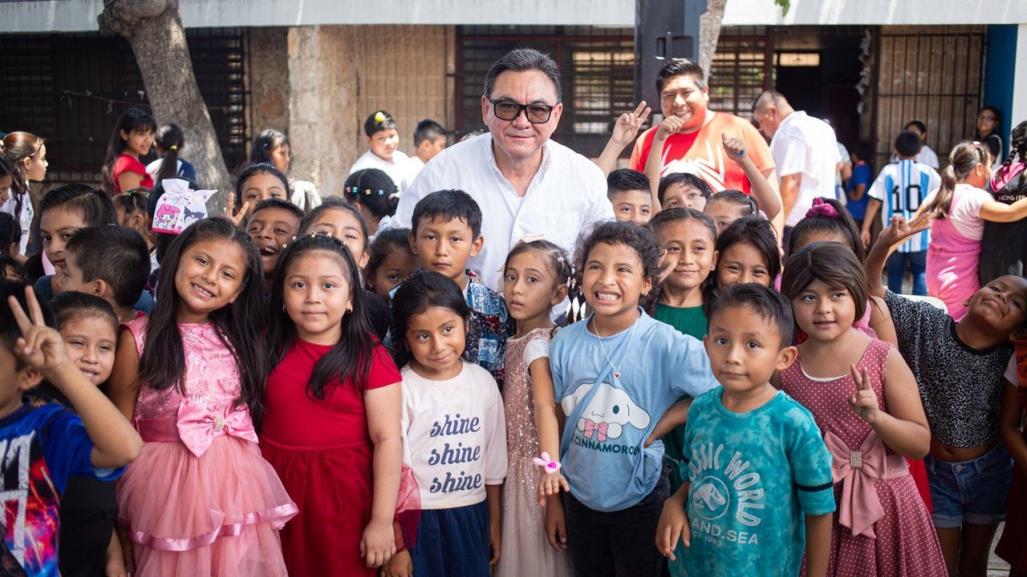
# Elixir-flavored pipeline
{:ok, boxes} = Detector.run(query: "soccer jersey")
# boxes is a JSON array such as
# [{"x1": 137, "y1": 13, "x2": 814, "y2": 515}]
[{"x1": 868, "y1": 160, "x2": 941, "y2": 253}]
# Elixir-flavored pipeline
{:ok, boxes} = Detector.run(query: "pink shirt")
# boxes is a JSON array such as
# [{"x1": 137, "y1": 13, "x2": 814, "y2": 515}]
[{"x1": 925, "y1": 183, "x2": 991, "y2": 319}]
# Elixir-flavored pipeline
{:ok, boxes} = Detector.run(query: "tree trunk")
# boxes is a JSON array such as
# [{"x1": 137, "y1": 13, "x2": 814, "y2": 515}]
[
  {"x1": 698, "y1": 0, "x2": 727, "y2": 82},
  {"x1": 98, "y1": 0, "x2": 231, "y2": 210}
]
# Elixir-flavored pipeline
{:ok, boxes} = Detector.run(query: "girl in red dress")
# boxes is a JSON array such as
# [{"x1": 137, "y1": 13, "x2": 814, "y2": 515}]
[
  {"x1": 102, "y1": 107, "x2": 156, "y2": 195},
  {"x1": 261, "y1": 233, "x2": 411, "y2": 577}
]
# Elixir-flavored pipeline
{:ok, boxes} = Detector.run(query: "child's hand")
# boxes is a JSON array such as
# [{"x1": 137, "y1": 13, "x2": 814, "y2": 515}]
[
  {"x1": 610, "y1": 101, "x2": 651, "y2": 147},
  {"x1": 537, "y1": 471, "x2": 570, "y2": 506},
  {"x1": 489, "y1": 517, "x2": 502, "y2": 566},
  {"x1": 878, "y1": 214, "x2": 930, "y2": 248},
  {"x1": 655, "y1": 115, "x2": 687, "y2": 141},
  {"x1": 225, "y1": 194, "x2": 251, "y2": 228},
  {"x1": 721, "y1": 132, "x2": 747, "y2": 162},
  {"x1": 105, "y1": 529, "x2": 129, "y2": 577},
  {"x1": 657, "y1": 247, "x2": 677, "y2": 287},
  {"x1": 359, "y1": 518, "x2": 396, "y2": 568},
  {"x1": 9, "y1": 286, "x2": 71, "y2": 375},
  {"x1": 544, "y1": 496, "x2": 569, "y2": 551},
  {"x1": 382, "y1": 549, "x2": 412, "y2": 577},
  {"x1": 848, "y1": 364, "x2": 881, "y2": 424},
  {"x1": 656, "y1": 497, "x2": 691, "y2": 560}
]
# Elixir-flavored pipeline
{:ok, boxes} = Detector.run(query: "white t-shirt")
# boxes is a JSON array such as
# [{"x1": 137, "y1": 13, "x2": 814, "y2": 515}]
[
  {"x1": 0, "y1": 193, "x2": 32, "y2": 255},
  {"x1": 1005, "y1": 356, "x2": 1020, "y2": 385},
  {"x1": 401, "y1": 361, "x2": 507, "y2": 510},
  {"x1": 922, "y1": 183, "x2": 992, "y2": 241},
  {"x1": 348, "y1": 149, "x2": 415, "y2": 192},
  {"x1": 770, "y1": 111, "x2": 842, "y2": 226},
  {"x1": 392, "y1": 133, "x2": 613, "y2": 291}
]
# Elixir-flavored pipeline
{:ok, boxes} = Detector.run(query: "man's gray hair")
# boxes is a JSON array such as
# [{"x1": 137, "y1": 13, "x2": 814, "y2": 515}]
[{"x1": 483, "y1": 48, "x2": 562, "y2": 102}]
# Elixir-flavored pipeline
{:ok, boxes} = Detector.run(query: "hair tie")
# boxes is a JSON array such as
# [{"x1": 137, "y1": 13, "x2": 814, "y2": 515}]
[
  {"x1": 168, "y1": 145, "x2": 178, "y2": 151},
  {"x1": 806, "y1": 197, "x2": 839, "y2": 219},
  {"x1": 374, "y1": 111, "x2": 386, "y2": 123}
]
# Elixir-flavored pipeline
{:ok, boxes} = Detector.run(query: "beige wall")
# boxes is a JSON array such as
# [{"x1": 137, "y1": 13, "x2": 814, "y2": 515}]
[{"x1": 282, "y1": 24, "x2": 454, "y2": 200}]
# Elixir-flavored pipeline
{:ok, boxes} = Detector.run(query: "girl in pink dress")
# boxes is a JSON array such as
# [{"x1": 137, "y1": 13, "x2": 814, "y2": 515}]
[
  {"x1": 496, "y1": 239, "x2": 573, "y2": 577},
  {"x1": 779, "y1": 242, "x2": 946, "y2": 576},
  {"x1": 109, "y1": 218, "x2": 297, "y2": 577},
  {"x1": 921, "y1": 141, "x2": 1027, "y2": 319}
]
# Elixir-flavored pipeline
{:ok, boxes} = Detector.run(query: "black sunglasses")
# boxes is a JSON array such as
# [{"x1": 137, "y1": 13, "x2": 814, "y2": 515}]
[{"x1": 488, "y1": 98, "x2": 556, "y2": 124}]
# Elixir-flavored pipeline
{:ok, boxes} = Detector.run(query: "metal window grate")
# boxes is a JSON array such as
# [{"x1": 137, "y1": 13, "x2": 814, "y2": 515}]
[
  {"x1": 0, "y1": 28, "x2": 249, "y2": 184},
  {"x1": 709, "y1": 30, "x2": 771, "y2": 119},
  {"x1": 873, "y1": 27, "x2": 986, "y2": 168},
  {"x1": 456, "y1": 26, "x2": 634, "y2": 159}
]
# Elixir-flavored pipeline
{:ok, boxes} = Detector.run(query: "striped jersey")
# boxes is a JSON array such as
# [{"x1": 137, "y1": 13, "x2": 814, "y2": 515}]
[{"x1": 868, "y1": 160, "x2": 941, "y2": 253}]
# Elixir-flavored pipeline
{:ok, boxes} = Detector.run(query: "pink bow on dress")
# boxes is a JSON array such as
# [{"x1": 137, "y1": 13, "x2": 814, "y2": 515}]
[
  {"x1": 824, "y1": 429, "x2": 908, "y2": 539},
  {"x1": 176, "y1": 399, "x2": 258, "y2": 457},
  {"x1": 583, "y1": 419, "x2": 609, "y2": 442}
]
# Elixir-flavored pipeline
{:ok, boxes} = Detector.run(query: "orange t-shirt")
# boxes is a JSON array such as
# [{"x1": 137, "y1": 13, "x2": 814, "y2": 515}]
[{"x1": 629, "y1": 111, "x2": 775, "y2": 194}]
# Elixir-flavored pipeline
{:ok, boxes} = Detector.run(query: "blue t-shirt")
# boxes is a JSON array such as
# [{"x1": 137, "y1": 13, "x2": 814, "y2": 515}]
[
  {"x1": 845, "y1": 161, "x2": 873, "y2": 220},
  {"x1": 674, "y1": 388, "x2": 834, "y2": 577},
  {"x1": 0, "y1": 404, "x2": 122, "y2": 577},
  {"x1": 550, "y1": 310, "x2": 718, "y2": 512}
]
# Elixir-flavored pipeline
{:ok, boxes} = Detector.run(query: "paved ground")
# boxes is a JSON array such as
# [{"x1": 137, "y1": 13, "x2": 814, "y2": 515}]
[{"x1": 990, "y1": 524, "x2": 1011, "y2": 576}]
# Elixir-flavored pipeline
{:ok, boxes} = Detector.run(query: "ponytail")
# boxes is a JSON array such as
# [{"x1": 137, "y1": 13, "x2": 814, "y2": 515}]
[
  {"x1": 922, "y1": 141, "x2": 986, "y2": 219},
  {"x1": 154, "y1": 124, "x2": 185, "y2": 186}
]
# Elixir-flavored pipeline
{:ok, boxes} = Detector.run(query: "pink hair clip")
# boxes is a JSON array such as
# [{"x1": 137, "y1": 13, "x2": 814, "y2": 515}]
[
  {"x1": 532, "y1": 452, "x2": 562, "y2": 474},
  {"x1": 806, "y1": 197, "x2": 840, "y2": 219}
]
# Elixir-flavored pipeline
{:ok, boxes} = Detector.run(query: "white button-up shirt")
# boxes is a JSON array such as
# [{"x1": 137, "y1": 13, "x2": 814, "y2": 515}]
[
  {"x1": 770, "y1": 111, "x2": 841, "y2": 226},
  {"x1": 393, "y1": 133, "x2": 613, "y2": 291}
]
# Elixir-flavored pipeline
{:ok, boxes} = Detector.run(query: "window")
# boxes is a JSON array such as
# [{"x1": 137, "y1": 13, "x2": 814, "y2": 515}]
[
  {"x1": 0, "y1": 29, "x2": 248, "y2": 184},
  {"x1": 456, "y1": 26, "x2": 634, "y2": 158}
]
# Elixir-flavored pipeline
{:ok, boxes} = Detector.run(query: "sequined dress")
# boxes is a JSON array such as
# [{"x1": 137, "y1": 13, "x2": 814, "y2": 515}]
[
  {"x1": 495, "y1": 328, "x2": 572, "y2": 577},
  {"x1": 116, "y1": 318, "x2": 297, "y2": 577}
]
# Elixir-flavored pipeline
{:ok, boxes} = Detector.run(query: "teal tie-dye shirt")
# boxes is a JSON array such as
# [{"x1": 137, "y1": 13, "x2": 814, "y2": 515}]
[{"x1": 672, "y1": 387, "x2": 835, "y2": 577}]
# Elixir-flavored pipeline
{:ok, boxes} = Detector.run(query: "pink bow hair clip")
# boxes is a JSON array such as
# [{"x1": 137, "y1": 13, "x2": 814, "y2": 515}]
[{"x1": 533, "y1": 452, "x2": 562, "y2": 474}]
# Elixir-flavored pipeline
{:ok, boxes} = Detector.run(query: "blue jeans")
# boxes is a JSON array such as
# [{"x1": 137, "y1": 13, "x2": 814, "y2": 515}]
[
  {"x1": 886, "y1": 250, "x2": 927, "y2": 295},
  {"x1": 926, "y1": 445, "x2": 1013, "y2": 528}
]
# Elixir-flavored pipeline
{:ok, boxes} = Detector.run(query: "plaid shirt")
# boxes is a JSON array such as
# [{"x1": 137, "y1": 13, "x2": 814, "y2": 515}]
[{"x1": 463, "y1": 270, "x2": 512, "y2": 389}]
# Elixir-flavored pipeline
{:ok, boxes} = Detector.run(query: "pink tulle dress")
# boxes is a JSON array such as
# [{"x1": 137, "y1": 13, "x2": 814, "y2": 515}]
[{"x1": 117, "y1": 318, "x2": 298, "y2": 577}]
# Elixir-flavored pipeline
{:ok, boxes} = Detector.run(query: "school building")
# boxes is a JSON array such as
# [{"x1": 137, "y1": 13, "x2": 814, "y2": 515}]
[{"x1": 2, "y1": 0, "x2": 1026, "y2": 196}]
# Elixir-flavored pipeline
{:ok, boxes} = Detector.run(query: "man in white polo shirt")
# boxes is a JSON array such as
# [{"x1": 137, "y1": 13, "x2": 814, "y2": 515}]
[
  {"x1": 393, "y1": 48, "x2": 612, "y2": 290},
  {"x1": 751, "y1": 91, "x2": 840, "y2": 244}
]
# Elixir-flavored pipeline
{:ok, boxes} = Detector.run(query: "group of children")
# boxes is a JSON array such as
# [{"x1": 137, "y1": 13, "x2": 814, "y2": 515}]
[{"x1": 1, "y1": 107, "x2": 1027, "y2": 577}]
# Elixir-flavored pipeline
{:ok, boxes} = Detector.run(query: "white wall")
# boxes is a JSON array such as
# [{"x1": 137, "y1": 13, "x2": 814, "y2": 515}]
[
  {"x1": 4, "y1": 0, "x2": 1026, "y2": 33},
  {"x1": 1013, "y1": 24, "x2": 1027, "y2": 130}
]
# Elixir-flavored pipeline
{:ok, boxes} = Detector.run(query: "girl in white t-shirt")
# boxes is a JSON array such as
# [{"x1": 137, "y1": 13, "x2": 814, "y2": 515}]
[
  {"x1": 386, "y1": 271, "x2": 507, "y2": 577},
  {"x1": 920, "y1": 141, "x2": 1027, "y2": 318}
]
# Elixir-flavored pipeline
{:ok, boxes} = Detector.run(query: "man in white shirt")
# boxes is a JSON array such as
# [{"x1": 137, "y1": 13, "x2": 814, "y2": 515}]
[
  {"x1": 751, "y1": 91, "x2": 841, "y2": 239},
  {"x1": 394, "y1": 48, "x2": 613, "y2": 290},
  {"x1": 889, "y1": 120, "x2": 940, "y2": 169}
]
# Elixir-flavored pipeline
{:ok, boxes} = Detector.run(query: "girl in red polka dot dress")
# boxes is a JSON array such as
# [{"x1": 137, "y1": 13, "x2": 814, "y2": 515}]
[{"x1": 779, "y1": 242, "x2": 946, "y2": 576}]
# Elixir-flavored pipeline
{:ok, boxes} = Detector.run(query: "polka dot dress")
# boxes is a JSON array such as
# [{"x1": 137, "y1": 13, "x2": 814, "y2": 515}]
[{"x1": 780, "y1": 338, "x2": 946, "y2": 576}]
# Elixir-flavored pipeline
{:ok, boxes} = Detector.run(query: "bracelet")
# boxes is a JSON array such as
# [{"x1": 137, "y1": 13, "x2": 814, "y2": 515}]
[{"x1": 532, "y1": 452, "x2": 562, "y2": 474}]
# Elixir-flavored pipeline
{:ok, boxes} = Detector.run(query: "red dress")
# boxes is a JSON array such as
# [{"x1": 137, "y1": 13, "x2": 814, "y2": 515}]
[
  {"x1": 996, "y1": 337, "x2": 1027, "y2": 570},
  {"x1": 112, "y1": 153, "x2": 154, "y2": 193},
  {"x1": 260, "y1": 339, "x2": 402, "y2": 577}
]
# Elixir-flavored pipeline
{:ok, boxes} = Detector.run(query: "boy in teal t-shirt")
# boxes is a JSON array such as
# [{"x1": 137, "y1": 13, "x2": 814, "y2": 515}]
[{"x1": 657, "y1": 284, "x2": 834, "y2": 577}]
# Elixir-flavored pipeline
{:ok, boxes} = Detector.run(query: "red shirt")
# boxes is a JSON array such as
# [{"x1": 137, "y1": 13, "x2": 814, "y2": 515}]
[
  {"x1": 261, "y1": 339, "x2": 401, "y2": 448},
  {"x1": 112, "y1": 154, "x2": 154, "y2": 193},
  {"x1": 629, "y1": 111, "x2": 775, "y2": 194}
]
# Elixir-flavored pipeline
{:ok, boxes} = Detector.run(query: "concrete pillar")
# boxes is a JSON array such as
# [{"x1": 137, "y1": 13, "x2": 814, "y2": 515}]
[
  {"x1": 248, "y1": 27, "x2": 290, "y2": 146},
  {"x1": 285, "y1": 24, "x2": 453, "y2": 199},
  {"x1": 287, "y1": 26, "x2": 353, "y2": 199}
]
